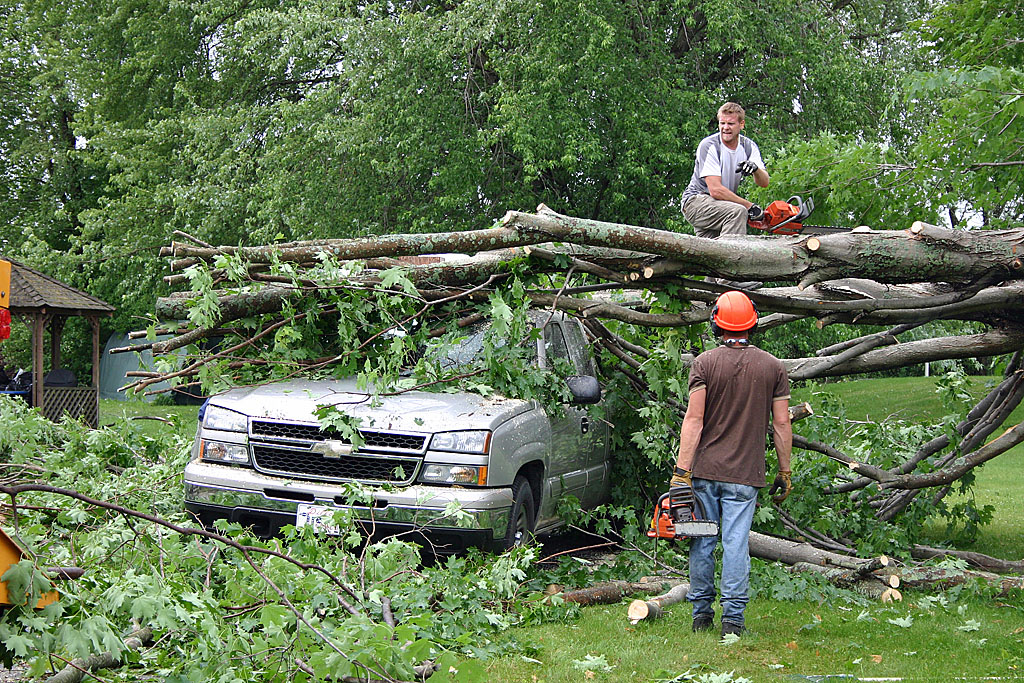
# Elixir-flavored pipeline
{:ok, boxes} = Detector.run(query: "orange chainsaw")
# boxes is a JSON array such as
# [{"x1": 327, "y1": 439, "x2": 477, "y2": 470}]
[
  {"x1": 747, "y1": 196, "x2": 849, "y2": 236},
  {"x1": 648, "y1": 485, "x2": 718, "y2": 540}
]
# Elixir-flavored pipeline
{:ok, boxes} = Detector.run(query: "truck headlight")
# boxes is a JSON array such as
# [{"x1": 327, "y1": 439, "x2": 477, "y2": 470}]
[
  {"x1": 203, "y1": 405, "x2": 248, "y2": 432},
  {"x1": 429, "y1": 430, "x2": 491, "y2": 454},
  {"x1": 199, "y1": 440, "x2": 251, "y2": 465},
  {"x1": 420, "y1": 464, "x2": 487, "y2": 486}
]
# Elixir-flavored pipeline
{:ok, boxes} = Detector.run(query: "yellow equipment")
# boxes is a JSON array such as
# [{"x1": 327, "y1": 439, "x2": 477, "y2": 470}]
[
  {"x1": 0, "y1": 258, "x2": 9, "y2": 309},
  {"x1": 0, "y1": 529, "x2": 58, "y2": 608}
]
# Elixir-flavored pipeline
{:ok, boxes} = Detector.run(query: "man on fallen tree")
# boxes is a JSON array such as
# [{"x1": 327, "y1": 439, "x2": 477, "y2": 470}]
[
  {"x1": 669, "y1": 290, "x2": 793, "y2": 638},
  {"x1": 681, "y1": 102, "x2": 770, "y2": 289},
  {"x1": 681, "y1": 101, "x2": 770, "y2": 239}
]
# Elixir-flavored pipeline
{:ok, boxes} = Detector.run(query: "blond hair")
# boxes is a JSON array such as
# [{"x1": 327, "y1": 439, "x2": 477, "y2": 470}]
[{"x1": 718, "y1": 102, "x2": 746, "y2": 122}]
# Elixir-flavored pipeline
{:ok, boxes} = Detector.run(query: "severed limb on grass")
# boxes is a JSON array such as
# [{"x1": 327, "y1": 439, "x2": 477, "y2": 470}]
[
  {"x1": 44, "y1": 628, "x2": 153, "y2": 683},
  {"x1": 557, "y1": 578, "x2": 684, "y2": 606},
  {"x1": 626, "y1": 582, "x2": 690, "y2": 624},
  {"x1": 910, "y1": 546, "x2": 1024, "y2": 574},
  {"x1": 748, "y1": 531, "x2": 890, "y2": 574}
]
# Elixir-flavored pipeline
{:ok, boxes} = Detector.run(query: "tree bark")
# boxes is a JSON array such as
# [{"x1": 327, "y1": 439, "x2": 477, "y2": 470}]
[{"x1": 558, "y1": 579, "x2": 681, "y2": 606}]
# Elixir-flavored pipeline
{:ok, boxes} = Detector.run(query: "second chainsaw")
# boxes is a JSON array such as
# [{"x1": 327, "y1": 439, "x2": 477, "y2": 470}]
[{"x1": 648, "y1": 484, "x2": 719, "y2": 540}]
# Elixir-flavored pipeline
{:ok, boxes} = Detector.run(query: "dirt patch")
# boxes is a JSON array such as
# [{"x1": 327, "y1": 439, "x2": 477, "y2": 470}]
[{"x1": 0, "y1": 664, "x2": 27, "y2": 682}]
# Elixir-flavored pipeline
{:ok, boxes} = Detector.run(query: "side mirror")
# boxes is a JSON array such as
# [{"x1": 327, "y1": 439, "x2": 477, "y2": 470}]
[{"x1": 566, "y1": 375, "x2": 601, "y2": 405}]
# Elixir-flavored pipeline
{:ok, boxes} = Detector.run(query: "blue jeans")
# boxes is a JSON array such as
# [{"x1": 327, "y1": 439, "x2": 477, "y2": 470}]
[{"x1": 687, "y1": 478, "x2": 759, "y2": 627}]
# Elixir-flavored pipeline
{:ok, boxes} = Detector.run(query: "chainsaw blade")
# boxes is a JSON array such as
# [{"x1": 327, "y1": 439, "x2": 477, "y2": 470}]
[
  {"x1": 672, "y1": 520, "x2": 719, "y2": 537},
  {"x1": 797, "y1": 225, "x2": 855, "y2": 235}
]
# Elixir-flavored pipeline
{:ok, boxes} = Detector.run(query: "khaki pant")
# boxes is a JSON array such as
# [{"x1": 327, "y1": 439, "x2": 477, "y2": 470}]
[{"x1": 683, "y1": 194, "x2": 747, "y2": 239}]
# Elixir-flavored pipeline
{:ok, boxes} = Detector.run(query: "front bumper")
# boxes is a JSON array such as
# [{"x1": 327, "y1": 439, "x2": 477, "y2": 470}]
[{"x1": 184, "y1": 461, "x2": 513, "y2": 551}]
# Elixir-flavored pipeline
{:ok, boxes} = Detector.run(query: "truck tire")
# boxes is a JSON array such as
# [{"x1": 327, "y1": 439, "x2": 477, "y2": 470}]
[{"x1": 502, "y1": 476, "x2": 536, "y2": 550}]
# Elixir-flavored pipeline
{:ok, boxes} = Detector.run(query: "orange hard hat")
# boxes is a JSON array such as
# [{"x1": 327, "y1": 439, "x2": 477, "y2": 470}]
[{"x1": 711, "y1": 291, "x2": 758, "y2": 332}]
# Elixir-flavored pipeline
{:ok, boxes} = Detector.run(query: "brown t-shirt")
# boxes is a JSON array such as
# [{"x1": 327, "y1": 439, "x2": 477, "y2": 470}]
[{"x1": 688, "y1": 344, "x2": 790, "y2": 487}]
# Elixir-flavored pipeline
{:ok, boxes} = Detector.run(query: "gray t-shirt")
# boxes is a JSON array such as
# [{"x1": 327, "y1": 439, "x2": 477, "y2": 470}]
[
  {"x1": 688, "y1": 344, "x2": 789, "y2": 488},
  {"x1": 681, "y1": 133, "x2": 764, "y2": 206}
]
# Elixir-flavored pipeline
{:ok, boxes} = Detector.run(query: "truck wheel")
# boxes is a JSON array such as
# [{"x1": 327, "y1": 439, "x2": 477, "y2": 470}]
[{"x1": 502, "y1": 476, "x2": 536, "y2": 550}]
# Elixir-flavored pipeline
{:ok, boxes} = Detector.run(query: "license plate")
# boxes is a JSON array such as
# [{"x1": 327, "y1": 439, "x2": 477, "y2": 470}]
[{"x1": 295, "y1": 503, "x2": 343, "y2": 536}]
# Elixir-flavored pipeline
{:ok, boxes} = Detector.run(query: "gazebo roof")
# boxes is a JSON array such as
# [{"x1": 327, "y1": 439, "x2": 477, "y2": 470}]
[{"x1": 4, "y1": 258, "x2": 114, "y2": 316}]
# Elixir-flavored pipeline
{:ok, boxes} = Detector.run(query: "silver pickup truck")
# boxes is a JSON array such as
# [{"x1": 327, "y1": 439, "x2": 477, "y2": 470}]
[{"x1": 184, "y1": 311, "x2": 610, "y2": 552}]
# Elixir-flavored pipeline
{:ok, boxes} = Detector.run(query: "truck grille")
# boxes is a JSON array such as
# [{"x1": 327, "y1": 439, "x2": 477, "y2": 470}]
[
  {"x1": 248, "y1": 419, "x2": 427, "y2": 484},
  {"x1": 252, "y1": 446, "x2": 419, "y2": 483},
  {"x1": 251, "y1": 420, "x2": 427, "y2": 452}
]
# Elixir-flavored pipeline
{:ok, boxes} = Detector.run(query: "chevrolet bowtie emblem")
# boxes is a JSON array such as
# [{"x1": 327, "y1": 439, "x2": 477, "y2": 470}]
[{"x1": 313, "y1": 440, "x2": 354, "y2": 458}]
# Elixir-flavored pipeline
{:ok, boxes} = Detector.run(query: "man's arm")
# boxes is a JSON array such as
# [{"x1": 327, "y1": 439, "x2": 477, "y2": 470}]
[
  {"x1": 753, "y1": 166, "x2": 770, "y2": 188},
  {"x1": 705, "y1": 175, "x2": 752, "y2": 207},
  {"x1": 675, "y1": 387, "x2": 706, "y2": 472},
  {"x1": 771, "y1": 397, "x2": 792, "y2": 471},
  {"x1": 705, "y1": 166, "x2": 770, "y2": 203}
]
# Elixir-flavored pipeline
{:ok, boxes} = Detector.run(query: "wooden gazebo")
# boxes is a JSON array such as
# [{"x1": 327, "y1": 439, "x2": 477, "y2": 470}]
[{"x1": 1, "y1": 258, "x2": 114, "y2": 427}]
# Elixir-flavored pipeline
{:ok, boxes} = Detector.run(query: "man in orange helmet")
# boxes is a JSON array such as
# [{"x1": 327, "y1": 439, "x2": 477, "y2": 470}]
[{"x1": 670, "y1": 290, "x2": 792, "y2": 638}]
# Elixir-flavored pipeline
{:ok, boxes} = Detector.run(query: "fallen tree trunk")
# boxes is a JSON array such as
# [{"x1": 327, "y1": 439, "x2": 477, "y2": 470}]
[
  {"x1": 911, "y1": 545, "x2": 1024, "y2": 573},
  {"x1": 626, "y1": 582, "x2": 689, "y2": 623},
  {"x1": 748, "y1": 531, "x2": 889, "y2": 573},
  {"x1": 166, "y1": 206, "x2": 1024, "y2": 286},
  {"x1": 133, "y1": 206, "x2": 1024, "y2": 561},
  {"x1": 558, "y1": 578, "x2": 683, "y2": 606}
]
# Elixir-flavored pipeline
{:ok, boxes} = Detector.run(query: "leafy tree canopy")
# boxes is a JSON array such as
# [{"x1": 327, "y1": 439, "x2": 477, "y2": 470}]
[{"x1": 2, "y1": 0, "x2": 937, "y2": 321}]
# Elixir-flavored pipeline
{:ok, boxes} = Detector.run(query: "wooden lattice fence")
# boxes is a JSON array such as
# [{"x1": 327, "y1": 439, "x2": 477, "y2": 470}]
[{"x1": 42, "y1": 387, "x2": 99, "y2": 428}]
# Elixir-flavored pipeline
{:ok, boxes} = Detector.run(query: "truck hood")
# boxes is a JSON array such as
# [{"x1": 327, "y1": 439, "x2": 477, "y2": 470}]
[{"x1": 208, "y1": 377, "x2": 533, "y2": 433}]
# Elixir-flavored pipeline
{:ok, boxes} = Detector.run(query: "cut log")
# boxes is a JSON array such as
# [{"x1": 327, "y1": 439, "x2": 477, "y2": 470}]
[
  {"x1": 789, "y1": 401, "x2": 813, "y2": 422},
  {"x1": 911, "y1": 545, "x2": 1024, "y2": 573},
  {"x1": 44, "y1": 627, "x2": 152, "y2": 683},
  {"x1": 748, "y1": 531, "x2": 885, "y2": 573},
  {"x1": 895, "y1": 566, "x2": 1024, "y2": 596},
  {"x1": 559, "y1": 579, "x2": 680, "y2": 606},
  {"x1": 788, "y1": 562, "x2": 891, "y2": 599},
  {"x1": 626, "y1": 582, "x2": 690, "y2": 624}
]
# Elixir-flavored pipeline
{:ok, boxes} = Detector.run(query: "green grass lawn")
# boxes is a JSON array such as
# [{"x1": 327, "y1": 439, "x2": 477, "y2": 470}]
[
  {"x1": 99, "y1": 397, "x2": 200, "y2": 440},
  {"x1": 487, "y1": 597, "x2": 1024, "y2": 682}
]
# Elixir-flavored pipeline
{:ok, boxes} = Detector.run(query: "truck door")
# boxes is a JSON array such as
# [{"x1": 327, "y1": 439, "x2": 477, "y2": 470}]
[
  {"x1": 560, "y1": 319, "x2": 610, "y2": 507},
  {"x1": 542, "y1": 322, "x2": 589, "y2": 509}
]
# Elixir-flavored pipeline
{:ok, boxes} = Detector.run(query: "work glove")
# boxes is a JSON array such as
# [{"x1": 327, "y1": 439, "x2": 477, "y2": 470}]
[
  {"x1": 747, "y1": 204, "x2": 765, "y2": 222},
  {"x1": 736, "y1": 160, "x2": 758, "y2": 177},
  {"x1": 769, "y1": 470, "x2": 792, "y2": 503},
  {"x1": 669, "y1": 466, "x2": 692, "y2": 489}
]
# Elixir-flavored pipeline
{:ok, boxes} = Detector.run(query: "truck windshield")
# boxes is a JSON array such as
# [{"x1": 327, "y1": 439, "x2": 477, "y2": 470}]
[
  {"x1": 430, "y1": 326, "x2": 488, "y2": 370},
  {"x1": 422, "y1": 323, "x2": 537, "y2": 371}
]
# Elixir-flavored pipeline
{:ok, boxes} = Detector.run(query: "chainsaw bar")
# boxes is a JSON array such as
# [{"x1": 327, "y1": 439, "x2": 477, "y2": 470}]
[
  {"x1": 798, "y1": 224, "x2": 854, "y2": 235},
  {"x1": 672, "y1": 520, "x2": 720, "y2": 537}
]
